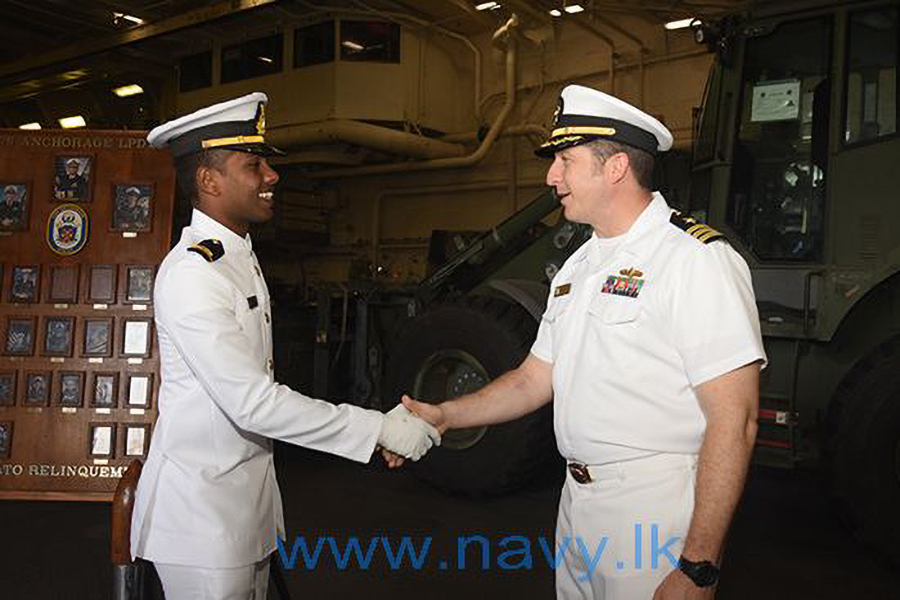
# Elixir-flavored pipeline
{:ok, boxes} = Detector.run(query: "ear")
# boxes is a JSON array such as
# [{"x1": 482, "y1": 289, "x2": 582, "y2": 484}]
[
  {"x1": 196, "y1": 165, "x2": 221, "y2": 198},
  {"x1": 605, "y1": 152, "x2": 630, "y2": 185}
]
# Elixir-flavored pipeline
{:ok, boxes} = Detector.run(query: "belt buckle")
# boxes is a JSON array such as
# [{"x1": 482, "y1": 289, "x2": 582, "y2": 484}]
[{"x1": 568, "y1": 462, "x2": 592, "y2": 484}]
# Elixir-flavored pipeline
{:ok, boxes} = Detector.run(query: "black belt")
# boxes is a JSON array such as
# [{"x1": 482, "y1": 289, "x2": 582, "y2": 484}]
[{"x1": 567, "y1": 462, "x2": 592, "y2": 484}]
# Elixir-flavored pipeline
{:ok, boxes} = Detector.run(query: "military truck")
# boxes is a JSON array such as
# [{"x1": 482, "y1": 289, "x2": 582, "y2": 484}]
[{"x1": 368, "y1": 0, "x2": 900, "y2": 565}]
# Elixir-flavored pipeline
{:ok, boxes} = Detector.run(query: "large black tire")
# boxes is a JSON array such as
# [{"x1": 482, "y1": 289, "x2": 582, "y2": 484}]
[
  {"x1": 830, "y1": 338, "x2": 900, "y2": 566},
  {"x1": 386, "y1": 296, "x2": 562, "y2": 497}
]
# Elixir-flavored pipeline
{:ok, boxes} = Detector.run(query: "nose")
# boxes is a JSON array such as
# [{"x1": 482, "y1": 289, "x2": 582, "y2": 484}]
[
  {"x1": 546, "y1": 155, "x2": 563, "y2": 187},
  {"x1": 261, "y1": 159, "x2": 280, "y2": 186}
]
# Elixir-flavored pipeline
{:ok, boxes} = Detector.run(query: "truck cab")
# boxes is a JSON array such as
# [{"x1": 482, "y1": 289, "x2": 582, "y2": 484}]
[{"x1": 690, "y1": 1, "x2": 900, "y2": 562}]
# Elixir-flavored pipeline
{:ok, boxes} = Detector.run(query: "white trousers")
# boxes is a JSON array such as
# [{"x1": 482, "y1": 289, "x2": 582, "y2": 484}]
[
  {"x1": 155, "y1": 558, "x2": 270, "y2": 600},
  {"x1": 555, "y1": 453, "x2": 698, "y2": 600}
]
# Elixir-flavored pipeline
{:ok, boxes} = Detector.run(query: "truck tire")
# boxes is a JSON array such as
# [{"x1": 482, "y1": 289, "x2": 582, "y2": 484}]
[
  {"x1": 830, "y1": 338, "x2": 900, "y2": 565},
  {"x1": 386, "y1": 296, "x2": 562, "y2": 496}
]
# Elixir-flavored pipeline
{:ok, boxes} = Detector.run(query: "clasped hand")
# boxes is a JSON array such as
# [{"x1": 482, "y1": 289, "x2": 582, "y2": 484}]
[{"x1": 377, "y1": 403, "x2": 441, "y2": 461}]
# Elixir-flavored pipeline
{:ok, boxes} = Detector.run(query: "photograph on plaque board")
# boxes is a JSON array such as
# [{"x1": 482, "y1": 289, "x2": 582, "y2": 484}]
[
  {"x1": 122, "y1": 318, "x2": 152, "y2": 358},
  {"x1": 125, "y1": 266, "x2": 154, "y2": 304},
  {"x1": 9, "y1": 265, "x2": 39, "y2": 303},
  {"x1": 0, "y1": 371, "x2": 16, "y2": 407},
  {"x1": 124, "y1": 424, "x2": 150, "y2": 458},
  {"x1": 126, "y1": 373, "x2": 153, "y2": 408},
  {"x1": 0, "y1": 421, "x2": 12, "y2": 459},
  {"x1": 82, "y1": 317, "x2": 113, "y2": 357},
  {"x1": 53, "y1": 155, "x2": 93, "y2": 202},
  {"x1": 48, "y1": 265, "x2": 79, "y2": 303},
  {"x1": 58, "y1": 371, "x2": 84, "y2": 408},
  {"x1": 0, "y1": 183, "x2": 29, "y2": 231},
  {"x1": 43, "y1": 316, "x2": 75, "y2": 357},
  {"x1": 111, "y1": 184, "x2": 153, "y2": 232},
  {"x1": 91, "y1": 372, "x2": 118, "y2": 409},
  {"x1": 89, "y1": 423, "x2": 115, "y2": 458},
  {"x1": 24, "y1": 371, "x2": 51, "y2": 407},
  {"x1": 87, "y1": 265, "x2": 117, "y2": 304},
  {"x1": 4, "y1": 316, "x2": 36, "y2": 356}
]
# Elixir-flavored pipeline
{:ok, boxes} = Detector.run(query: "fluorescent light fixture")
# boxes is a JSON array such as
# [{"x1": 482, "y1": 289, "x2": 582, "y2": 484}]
[
  {"x1": 59, "y1": 116, "x2": 86, "y2": 129},
  {"x1": 549, "y1": 9, "x2": 562, "y2": 17},
  {"x1": 112, "y1": 84, "x2": 144, "y2": 97},
  {"x1": 19, "y1": 122, "x2": 41, "y2": 130},
  {"x1": 665, "y1": 18, "x2": 695, "y2": 30},
  {"x1": 341, "y1": 40, "x2": 364, "y2": 52},
  {"x1": 257, "y1": 56, "x2": 273, "y2": 63},
  {"x1": 113, "y1": 12, "x2": 144, "y2": 25},
  {"x1": 564, "y1": 4, "x2": 584, "y2": 13},
  {"x1": 476, "y1": 2, "x2": 499, "y2": 10}
]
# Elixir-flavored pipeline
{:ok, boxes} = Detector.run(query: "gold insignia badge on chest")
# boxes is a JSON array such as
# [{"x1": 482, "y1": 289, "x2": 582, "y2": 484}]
[
  {"x1": 601, "y1": 267, "x2": 645, "y2": 298},
  {"x1": 554, "y1": 283, "x2": 572, "y2": 297}
]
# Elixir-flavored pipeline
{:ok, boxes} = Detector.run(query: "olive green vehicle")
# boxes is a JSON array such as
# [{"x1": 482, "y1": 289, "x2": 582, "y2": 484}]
[{"x1": 380, "y1": 0, "x2": 899, "y2": 565}]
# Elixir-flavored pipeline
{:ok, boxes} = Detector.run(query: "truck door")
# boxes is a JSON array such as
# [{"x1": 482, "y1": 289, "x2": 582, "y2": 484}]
[{"x1": 724, "y1": 15, "x2": 832, "y2": 336}]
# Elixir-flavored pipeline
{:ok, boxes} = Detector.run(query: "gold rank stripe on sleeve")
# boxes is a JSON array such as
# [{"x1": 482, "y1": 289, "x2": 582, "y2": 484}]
[
  {"x1": 670, "y1": 212, "x2": 725, "y2": 244},
  {"x1": 187, "y1": 238, "x2": 225, "y2": 262}
]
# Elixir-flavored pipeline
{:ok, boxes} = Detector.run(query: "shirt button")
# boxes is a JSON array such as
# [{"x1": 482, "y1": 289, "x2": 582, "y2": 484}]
[
  {"x1": 265, "y1": 313, "x2": 270, "y2": 323},
  {"x1": 267, "y1": 358, "x2": 274, "y2": 371},
  {"x1": 255, "y1": 266, "x2": 261, "y2": 276}
]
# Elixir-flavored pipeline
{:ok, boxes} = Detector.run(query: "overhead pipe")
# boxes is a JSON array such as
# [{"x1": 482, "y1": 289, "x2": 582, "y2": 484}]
[
  {"x1": 312, "y1": 14, "x2": 521, "y2": 179},
  {"x1": 441, "y1": 123, "x2": 548, "y2": 144},
  {"x1": 590, "y1": 13, "x2": 647, "y2": 106},
  {"x1": 566, "y1": 16, "x2": 617, "y2": 94},
  {"x1": 266, "y1": 119, "x2": 467, "y2": 160}
]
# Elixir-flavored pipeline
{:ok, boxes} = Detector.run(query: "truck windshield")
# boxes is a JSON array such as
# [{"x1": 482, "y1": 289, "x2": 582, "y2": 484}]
[{"x1": 727, "y1": 17, "x2": 831, "y2": 262}]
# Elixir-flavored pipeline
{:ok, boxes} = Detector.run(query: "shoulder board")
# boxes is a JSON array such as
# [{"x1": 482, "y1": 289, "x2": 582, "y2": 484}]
[
  {"x1": 187, "y1": 239, "x2": 225, "y2": 263},
  {"x1": 669, "y1": 211, "x2": 725, "y2": 244}
]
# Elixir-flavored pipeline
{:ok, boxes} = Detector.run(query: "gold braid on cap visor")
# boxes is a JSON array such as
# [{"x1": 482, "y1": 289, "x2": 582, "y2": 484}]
[
  {"x1": 201, "y1": 135, "x2": 266, "y2": 149},
  {"x1": 550, "y1": 126, "x2": 617, "y2": 138}
]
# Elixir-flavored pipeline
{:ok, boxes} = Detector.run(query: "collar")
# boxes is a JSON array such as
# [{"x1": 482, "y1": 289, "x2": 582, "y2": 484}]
[
  {"x1": 190, "y1": 209, "x2": 253, "y2": 253},
  {"x1": 584, "y1": 192, "x2": 671, "y2": 267}
]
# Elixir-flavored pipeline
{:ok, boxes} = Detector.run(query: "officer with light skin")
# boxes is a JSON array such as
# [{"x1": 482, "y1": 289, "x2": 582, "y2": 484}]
[
  {"x1": 133, "y1": 93, "x2": 440, "y2": 600},
  {"x1": 399, "y1": 85, "x2": 765, "y2": 599}
]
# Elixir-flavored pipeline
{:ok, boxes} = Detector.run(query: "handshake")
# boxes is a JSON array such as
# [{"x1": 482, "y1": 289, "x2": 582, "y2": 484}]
[{"x1": 376, "y1": 396, "x2": 444, "y2": 464}]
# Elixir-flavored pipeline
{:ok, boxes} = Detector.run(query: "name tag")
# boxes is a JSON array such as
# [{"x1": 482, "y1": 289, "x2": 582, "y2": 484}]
[{"x1": 554, "y1": 283, "x2": 571, "y2": 297}]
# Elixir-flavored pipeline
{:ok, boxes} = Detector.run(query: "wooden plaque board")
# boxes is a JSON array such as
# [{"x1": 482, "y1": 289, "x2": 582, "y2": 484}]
[{"x1": 0, "y1": 129, "x2": 174, "y2": 501}]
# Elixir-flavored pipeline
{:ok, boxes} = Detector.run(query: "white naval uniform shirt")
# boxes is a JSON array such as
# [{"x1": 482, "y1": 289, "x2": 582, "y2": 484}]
[
  {"x1": 531, "y1": 193, "x2": 766, "y2": 465},
  {"x1": 131, "y1": 209, "x2": 383, "y2": 569}
]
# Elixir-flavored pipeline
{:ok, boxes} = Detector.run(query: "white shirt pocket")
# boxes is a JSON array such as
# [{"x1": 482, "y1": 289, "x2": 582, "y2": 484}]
[{"x1": 588, "y1": 291, "x2": 642, "y2": 324}]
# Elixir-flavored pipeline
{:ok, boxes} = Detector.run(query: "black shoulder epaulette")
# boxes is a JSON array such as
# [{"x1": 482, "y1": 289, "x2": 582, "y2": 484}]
[
  {"x1": 187, "y1": 239, "x2": 225, "y2": 262},
  {"x1": 670, "y1": 211, "x2": 725, "y2": 244}
]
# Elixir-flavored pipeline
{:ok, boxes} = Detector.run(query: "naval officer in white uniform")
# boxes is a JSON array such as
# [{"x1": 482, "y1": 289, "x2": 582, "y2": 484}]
[
  {"x1": 403, "y1": 84, "x2": 766, "y2": 599},
  {"x1": 131, "y1": 93, "x2": 440, "y2": 600}
]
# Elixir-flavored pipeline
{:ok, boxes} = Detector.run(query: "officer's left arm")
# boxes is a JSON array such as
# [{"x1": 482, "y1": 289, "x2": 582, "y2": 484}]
[
  {"x1": 653, "y1": 363, "x2": 759, "y2": 600},
  {"x1": 684, "y1": 361, "x2": 759, "y2": 559},
  {"x1": 656, "y1": 242, "x2": 765, "y2": 598}
]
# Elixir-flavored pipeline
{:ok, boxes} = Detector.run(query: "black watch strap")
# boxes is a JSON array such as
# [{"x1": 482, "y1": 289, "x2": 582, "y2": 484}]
[{"x1": 678, "y1": 556, "x2": 719, "y2": 587}]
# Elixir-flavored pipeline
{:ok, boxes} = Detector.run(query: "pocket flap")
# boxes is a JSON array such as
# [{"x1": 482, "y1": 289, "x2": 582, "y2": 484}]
[{"x1": 589, "y1": 293, "x2": 642, "y2": 324}]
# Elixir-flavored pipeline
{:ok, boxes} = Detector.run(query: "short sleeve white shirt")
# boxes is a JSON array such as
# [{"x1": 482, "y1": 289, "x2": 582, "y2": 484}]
[{"x1": 531, "y1": 193, "x2": 766, "y2": 464}]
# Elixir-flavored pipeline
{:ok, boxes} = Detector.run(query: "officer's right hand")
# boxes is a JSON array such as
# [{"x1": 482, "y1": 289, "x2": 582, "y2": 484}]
[{"x1": 401, "y1": 395, "x2": 448, "y2": 434}]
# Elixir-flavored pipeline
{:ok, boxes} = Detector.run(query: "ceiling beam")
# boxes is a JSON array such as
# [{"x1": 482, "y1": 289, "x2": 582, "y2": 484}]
[{"x1": 0, "y1": 0, "x2": 282, "y2": 80}]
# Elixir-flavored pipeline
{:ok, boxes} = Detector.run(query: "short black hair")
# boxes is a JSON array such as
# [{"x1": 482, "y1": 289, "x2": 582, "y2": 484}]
[
  {"x1": 174, "y1": 149, "x2": 229, "y2": 208},
  {"x1": 587, "y1": 140, "x2": 655, "y2": 190}
]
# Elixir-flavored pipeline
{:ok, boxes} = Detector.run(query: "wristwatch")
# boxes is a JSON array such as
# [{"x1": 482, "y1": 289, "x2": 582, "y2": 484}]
[{"x1": 678, "y1": 556, "x2": 719, "y2": 587}]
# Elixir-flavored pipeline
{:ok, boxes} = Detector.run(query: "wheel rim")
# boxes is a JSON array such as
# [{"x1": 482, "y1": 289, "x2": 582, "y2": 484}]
[{"x1": 413, "y1": 349, "x2": 490, "y2": 450}]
